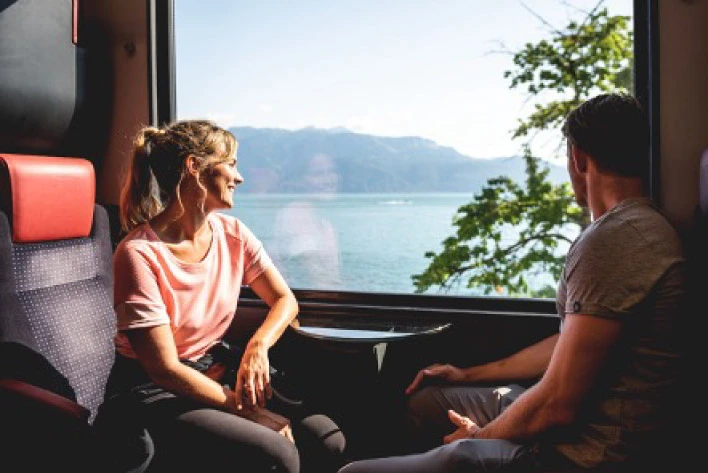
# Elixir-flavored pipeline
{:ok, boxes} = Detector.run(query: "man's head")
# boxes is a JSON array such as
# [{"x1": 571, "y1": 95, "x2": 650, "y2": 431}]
[
  {"x1": 562, "y1": 93, "x2": 648, "y2": 208},
  {"x1": 562, "y1": 93, "x2": 649, "y2": 178}
]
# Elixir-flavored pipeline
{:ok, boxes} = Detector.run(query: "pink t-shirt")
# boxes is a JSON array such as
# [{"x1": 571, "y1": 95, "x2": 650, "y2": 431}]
[{"x1": 113, "y1": 213, "x2": 273, "y2": 361}]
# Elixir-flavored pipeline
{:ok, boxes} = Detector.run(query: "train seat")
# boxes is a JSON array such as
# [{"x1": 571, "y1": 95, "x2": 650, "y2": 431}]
[
  {"x1": 0, "y1": 154, "x2": 117, "y2": 470},
  {"x1": 700, "y1": 149, "x2": 708, "y2": 217}
]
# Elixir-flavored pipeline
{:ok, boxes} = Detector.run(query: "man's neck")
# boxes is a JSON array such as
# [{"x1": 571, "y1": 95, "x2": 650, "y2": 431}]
[{"x1": 587, "y1": 176, "x2": 645, "y2": 221}]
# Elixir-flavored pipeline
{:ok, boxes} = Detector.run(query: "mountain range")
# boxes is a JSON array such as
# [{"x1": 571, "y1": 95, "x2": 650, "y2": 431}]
[{"x1": 230, "y1": 126, "x2": 568, "y2": 193}]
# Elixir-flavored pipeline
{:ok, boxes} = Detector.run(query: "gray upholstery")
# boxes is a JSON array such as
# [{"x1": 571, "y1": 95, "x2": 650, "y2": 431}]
[
  {"x1": 0, "y1": 205, "x2": 116, "y2": 423},
  {"x1": 0, "y1": 0, "x2": 86, "y2": 155},
  {"x1": 700, "y1": 148, "x2": 708, "y2": 216}
]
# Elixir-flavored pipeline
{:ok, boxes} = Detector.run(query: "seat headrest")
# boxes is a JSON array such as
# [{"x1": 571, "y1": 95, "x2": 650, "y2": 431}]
[{"x1": 0, "y1": 154, "x2": 95, "y2": 243}]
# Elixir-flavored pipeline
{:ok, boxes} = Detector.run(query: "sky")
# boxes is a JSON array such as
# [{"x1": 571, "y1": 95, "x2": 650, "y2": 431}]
[{"x1": 175, "y1": 0, "x2": 633, "y2": 163}]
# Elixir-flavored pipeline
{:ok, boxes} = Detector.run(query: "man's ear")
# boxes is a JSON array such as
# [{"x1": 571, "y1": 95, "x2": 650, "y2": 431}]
[{"x1": 571, "y1": 144, "x2": 588, "y2": 174}]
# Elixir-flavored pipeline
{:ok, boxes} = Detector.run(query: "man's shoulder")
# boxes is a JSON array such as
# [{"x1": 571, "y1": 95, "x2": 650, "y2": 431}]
[
  {"x1": 603, "y1": 200, "x2": 683, "y2": 253},
  {"x1": 568, "y1": 200, "x2": 684, "y2": 272}
]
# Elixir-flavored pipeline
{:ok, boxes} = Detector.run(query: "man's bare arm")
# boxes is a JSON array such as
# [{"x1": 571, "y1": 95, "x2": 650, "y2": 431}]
[
  {"x1": 472, "y1": 314, "x2": 622, "y2": 441},
  {"x1": 407, "y1": 333, "x2": 559, "y2": 395},
  {"x1": 463, "y1": 333, "x2": 559, "y2": 383}
]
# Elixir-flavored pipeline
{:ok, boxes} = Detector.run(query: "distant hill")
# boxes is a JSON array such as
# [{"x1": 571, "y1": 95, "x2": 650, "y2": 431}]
[{"x1": 230, "y1": 126, "x2": 568, "y2": 193}]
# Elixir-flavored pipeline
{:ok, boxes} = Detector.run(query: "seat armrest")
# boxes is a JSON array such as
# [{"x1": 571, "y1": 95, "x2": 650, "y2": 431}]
[{"x1": 0, "y1": 378, "x2": 90, "y2": 422}]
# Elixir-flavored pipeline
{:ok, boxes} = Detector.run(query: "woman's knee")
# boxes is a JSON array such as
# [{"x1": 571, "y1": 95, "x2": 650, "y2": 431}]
[
  {"x1": 221, "y1": 423, "x2": 299, "y2": 473},
  {"x1": 294, "y1": 413, "x2": 348, "y2": 472},
  {"x1": 160, "y1": 407, "x2": 301, "y2": 472},
  {"x1": 271, "y1": 437, "x2": 300, "y2": 473},
  {"x1": 299, "y1": 414, "x2": 346, "y2": 456}
]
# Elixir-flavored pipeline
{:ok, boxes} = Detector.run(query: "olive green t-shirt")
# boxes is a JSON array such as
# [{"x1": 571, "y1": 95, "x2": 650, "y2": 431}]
[{"x1": 554, "y1": 197, "x2": 686, "y2": 468}]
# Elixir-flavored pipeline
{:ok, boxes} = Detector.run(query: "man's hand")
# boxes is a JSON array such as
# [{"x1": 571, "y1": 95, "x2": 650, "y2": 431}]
[
  {"x1": 443, "y1": 409, "x2": 480, "y2": 444},
  {"x1": 405, "y1": 363, "x2": 466, "y2": 395},
  {"x1": 279, "y1": 424, "x2": 295, "y2": 443}
]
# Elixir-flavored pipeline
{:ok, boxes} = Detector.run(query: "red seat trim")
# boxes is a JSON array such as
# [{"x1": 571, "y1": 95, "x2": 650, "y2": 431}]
[
  {"x1": 0, "y1": 154, "x2": 95, "y2": 242},
  {"x1": 0, "y1": 379, "x2": 90, "y2": 422}
]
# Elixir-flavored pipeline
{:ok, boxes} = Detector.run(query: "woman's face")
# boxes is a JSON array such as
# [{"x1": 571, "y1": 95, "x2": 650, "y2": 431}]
[{"x1": 202, "y1": 155, "x2": 243, "y2": 210}]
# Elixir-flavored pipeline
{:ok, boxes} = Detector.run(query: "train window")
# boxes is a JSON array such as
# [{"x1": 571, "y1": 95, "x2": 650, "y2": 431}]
[{"x1": 174, "y1": 0, "x2": 634, "y2": 297}]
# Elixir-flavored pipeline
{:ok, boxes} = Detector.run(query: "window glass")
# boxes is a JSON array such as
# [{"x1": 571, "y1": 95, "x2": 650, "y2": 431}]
[{"x1": 175, "y1": 0, "x2": 634, "y2": 297}]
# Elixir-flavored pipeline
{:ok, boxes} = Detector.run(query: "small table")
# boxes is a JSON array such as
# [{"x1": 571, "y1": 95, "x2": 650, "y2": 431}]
[
  {"x1": 292, "y1": 316, "x2": 451, "y2": 343},
  {"x1": 291, "y1": 316, "x2": 451, "y2": 370},
  {"x1": 290, "y1": 316, "x2": 451, "y2": 459}
]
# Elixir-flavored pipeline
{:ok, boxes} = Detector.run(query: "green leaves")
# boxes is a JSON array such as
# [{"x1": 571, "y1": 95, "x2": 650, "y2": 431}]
[
  {"x1": 412, "y1": 3, "x2": 631, "y2": 297},
  {"x1": 413, "y1": 148, "x2": 584, "y2": 297},
  {"x1": 507, "y1": 7, "x2": 633, "y2": 139}
]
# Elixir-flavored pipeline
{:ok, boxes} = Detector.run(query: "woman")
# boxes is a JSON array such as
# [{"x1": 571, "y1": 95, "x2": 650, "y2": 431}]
[{"x1": 102, "y1": 120, "x2": 345, "y2": 473}]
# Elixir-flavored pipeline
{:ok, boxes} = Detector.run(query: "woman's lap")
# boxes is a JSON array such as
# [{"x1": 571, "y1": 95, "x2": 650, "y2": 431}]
[
  {"x1": 99, "y1": 353, "x2": 346, "y2": 472},
  {"x1": 143, "y1": 393, "x2": 346, "y2": 472},
  {"x1": 144, "y1": 396, "x2": 299, "y2": 472}
]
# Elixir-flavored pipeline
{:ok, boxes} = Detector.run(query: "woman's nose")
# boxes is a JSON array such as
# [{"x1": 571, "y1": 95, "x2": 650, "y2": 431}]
[{"x1": 234, "y1": 170, "x2": 244, "y2": 184}]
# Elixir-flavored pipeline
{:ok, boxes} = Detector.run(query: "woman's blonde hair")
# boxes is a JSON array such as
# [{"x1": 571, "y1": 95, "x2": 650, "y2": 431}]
[{"x1": 119, "y1": 120, "x2": 238, "y2": 232}]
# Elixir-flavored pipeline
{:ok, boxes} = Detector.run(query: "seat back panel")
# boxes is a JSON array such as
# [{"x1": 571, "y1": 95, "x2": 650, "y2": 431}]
[{"x1": 0, "y1": 157, "x2": 116, "y2": 423}]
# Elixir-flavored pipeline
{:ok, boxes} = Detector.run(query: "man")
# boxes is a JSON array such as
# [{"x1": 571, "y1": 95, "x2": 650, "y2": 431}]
[{"x1": 338, "y1": 93, "x2": 686, "y2": 472}]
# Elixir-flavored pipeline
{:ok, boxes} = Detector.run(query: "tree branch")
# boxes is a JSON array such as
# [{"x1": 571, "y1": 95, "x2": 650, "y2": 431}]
[{"x1": 519, "y1": 1, "x2": 563, "y2": 35}]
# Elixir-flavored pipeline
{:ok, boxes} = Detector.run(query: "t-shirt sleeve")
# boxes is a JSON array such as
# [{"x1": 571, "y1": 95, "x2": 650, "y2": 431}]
[
  {"x1": 563, "y1": 224, "x2": 669, "y2": 320},
  {"x1": 113, "y1": 243, "x2": 171, "y2": 330},
  {"x1": 238, "y1": 221, "x2": 275, "y2": 285}
]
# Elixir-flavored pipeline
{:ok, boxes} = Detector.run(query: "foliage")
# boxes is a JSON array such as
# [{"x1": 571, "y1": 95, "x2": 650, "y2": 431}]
[
  {"x1": 413, "y1": 2, "x2": 632, "y2": 297},
  {"x1": 506, "y1": 5, "x2": 633, "y2": 139},
  {"x1": 412, "y1": 147, "x2": 584, "y2": 296}
]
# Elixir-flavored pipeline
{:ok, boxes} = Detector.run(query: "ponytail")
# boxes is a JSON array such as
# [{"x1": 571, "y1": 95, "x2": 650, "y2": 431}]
[{"x1": 119, "y1": 127, "x2": 163, "y2": 232}]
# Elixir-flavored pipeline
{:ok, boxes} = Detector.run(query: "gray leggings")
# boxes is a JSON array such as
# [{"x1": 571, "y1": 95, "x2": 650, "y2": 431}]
[
  {"x1": 339, "y1": 384, "x2": 574, "y2": 473},
  {"x1": 95, "y1": 353, "x2": 347, "y2": 473}
]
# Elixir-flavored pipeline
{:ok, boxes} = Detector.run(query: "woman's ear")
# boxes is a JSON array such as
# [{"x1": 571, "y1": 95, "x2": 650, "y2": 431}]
[{"x1": 184, "y1": 155, "x2": 200, "y2": 177}]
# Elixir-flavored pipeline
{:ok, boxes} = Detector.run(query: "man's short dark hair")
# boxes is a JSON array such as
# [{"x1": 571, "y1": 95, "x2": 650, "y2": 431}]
[{"x1": 562, "y1": 93, "x2": 649, "y2": 177}]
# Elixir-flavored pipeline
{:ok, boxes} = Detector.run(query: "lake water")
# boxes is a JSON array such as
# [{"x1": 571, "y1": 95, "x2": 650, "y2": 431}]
[{"x1": 224, "y1": 193, "x2": 561, "y2": 296}]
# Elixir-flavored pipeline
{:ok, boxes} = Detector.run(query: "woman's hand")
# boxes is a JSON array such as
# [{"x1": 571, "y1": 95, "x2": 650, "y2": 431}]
[
  {"x1": 239, "y1": 267, "x2": 298, "y2": 410},
  {"x1": 405, "y1": 363, "x2": 466, "y2": 395},
  {"x1": 233, "y1": 339, "x2": 273, "y2": 409}
]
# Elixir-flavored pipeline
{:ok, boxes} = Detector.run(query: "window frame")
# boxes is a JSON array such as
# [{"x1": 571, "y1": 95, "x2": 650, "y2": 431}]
[{"x1": 156, "y1": 0, "x2": 654, "y2": 317}]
